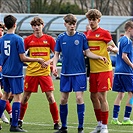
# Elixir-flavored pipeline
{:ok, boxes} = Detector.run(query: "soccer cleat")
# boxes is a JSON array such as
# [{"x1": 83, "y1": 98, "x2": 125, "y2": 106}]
[
  {"x1": 54, "y1": 123, "x2": 60, "y2": 130},
  {"x1": 78, "y1": 128, "x2": 84, "y2": 133},
  {"x1": 122, "y1": 119, "x2": 133, "y2": 125},
  {"x1": 18, "y1": 120, "x2": 23, "y2": 128},
  {"x1": 90, "y1": 126, "x2": 101, "y2": 133},
  {"x1": 10, "y1": 126, "x2": 27, "y2": 132},
  {"x1": 1, "y1": 113, "x2": 9, "y2": 124},
  {"x1": 111, "y1": 119, "x2": 122, "y2": 125},
  {"x1": 100, "y1": 128, "x2": 108, "y2": 133},
  {"x1": 54, "y1": 127, "x2": 67, "y2": 133}
]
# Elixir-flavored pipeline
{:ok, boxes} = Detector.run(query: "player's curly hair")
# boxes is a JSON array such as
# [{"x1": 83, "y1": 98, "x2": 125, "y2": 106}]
[{"x1": 85, "y1": 9, "x2": 102, "y2": 19}]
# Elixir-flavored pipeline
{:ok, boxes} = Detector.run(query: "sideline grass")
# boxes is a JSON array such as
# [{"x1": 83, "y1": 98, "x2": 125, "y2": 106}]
[{"x1": 1, "y1": 80, "x2": 133, "y2": 133}]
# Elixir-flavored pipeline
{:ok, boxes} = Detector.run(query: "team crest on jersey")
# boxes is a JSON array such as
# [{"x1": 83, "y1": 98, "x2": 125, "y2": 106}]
[
  {"x1": 74, "y1": 40, "x2": 79, "y2": 45},
  {"x1": 43, "y1": 40, "x2": 48, "y2": 44},
  {"x1": 95, "y1": 34, "x2": 100, "y2": 37}
]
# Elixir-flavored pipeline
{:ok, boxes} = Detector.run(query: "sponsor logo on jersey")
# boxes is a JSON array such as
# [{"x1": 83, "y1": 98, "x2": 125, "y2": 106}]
[{"x1": 62, "y1": 42, "x2": 66, "y2": 44}]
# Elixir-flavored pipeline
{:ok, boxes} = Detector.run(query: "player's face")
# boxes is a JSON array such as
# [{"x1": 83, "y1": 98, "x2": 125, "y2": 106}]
[
  {"x1": 0, "y1": 28, "x2": 4, "y2": 38},
  {"x1": 130, "y1": 27, "x2": 133, "y2": 37},
  {"x1": 64, "y1": 22, "x2": 76, "y2": 35},
  {"x1": 32, "y1": 23, "x2": 44, "y2": 33},
  {"x1": 88, "y1": 18, "x2": 100, "y2": 31}
]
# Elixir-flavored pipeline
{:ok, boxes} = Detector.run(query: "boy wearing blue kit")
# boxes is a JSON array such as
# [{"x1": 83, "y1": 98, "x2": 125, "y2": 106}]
[
  {"x1": 0, "y1": 15, "x2": 45, "y2": 132},
  {"x1": 111, "y1": 21, "x2": 133, "y2": 125},
  {"x1": 52, "y1": 14, "x2": 108, "y2": 133}
]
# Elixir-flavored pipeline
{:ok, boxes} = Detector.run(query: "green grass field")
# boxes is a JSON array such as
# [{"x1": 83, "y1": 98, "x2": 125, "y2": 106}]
[{"x1": 1, "y1": 80, "x2": 133, "y2": 133}]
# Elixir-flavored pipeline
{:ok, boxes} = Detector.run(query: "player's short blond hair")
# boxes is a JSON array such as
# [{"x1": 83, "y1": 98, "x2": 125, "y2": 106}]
[
  {"x1": 85, "y1": 9, "x2": 102, "y2": 19},
  {"x1": 124, "y1": 21, "x2": 133, "y2": 31}
]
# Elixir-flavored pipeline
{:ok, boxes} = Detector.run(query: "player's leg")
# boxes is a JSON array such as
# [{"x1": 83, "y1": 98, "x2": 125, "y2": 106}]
[
  {"x1": 73, "y1": 74, "x2": 86, "y2": 133},
  {"x1": 54, "y1": 75, "x2": 70, "y2": 133},
  {"x1": 111, "y1": 92, "x2": 124, "y2": 125},
  {"x1": 18, "y1": 76, "x2": 37, "y2": 128},
  {"x1": 89, "y1": 73, "x2": 102, "y2": 133},
  {"x1": 54, "y1": 92, "x2": 69, "y2": 133},
  {"x1": 0, "y1": 91, "x2": 9, "y2": 130},
  {"x1": 45, "y1": 91, "x2": 60, "y2": 129},
  {"x1": 18, "y1": 91, "x2": 31, "y2": 128},
  {"x1": 9, "y1": 77, "x2": 27, "y2": 132},
  {"x1": 75, "y1": 92, "x2": 85, "y2": 133},
  {"x1": 0, "y1": 77, "x2": 11, "y2": 130},
  {"x1": 122, "y1": 92, "x2": 133, "y2": 125},
  {"x1": 40, "y1": 76, "x2": 60, "y2": 130}
]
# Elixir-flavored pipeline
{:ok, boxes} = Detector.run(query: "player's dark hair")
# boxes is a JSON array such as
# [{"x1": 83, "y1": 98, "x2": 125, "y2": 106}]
[{"x1": 4, "y1": 15, "x2": 17, "y2": 30}]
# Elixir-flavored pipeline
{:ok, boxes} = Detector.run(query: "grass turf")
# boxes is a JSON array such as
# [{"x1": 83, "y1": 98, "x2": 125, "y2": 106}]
[{"x1": 1, "y1": 80, "x2": 133, "y2": 133}]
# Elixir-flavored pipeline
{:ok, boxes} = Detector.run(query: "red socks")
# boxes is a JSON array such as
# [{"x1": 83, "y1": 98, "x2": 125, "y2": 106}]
[
  {"x1": 50, "y1": 102, "x2": 59, "y2": 124},
  {"x1": 19, "y1": 103, "x2": 28, "y2": 120}
]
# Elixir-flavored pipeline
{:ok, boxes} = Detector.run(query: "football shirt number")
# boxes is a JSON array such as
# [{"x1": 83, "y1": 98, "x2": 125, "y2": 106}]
[{"x1": 4, "y1": 40, "x2": 10, "y2": 56}]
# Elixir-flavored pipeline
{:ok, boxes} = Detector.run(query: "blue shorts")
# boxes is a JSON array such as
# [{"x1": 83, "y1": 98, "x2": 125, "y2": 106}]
[
  {"x1": 112, "y1": 74, "x2": 133, "y2": 92},
  {"x1": 60, "y1": 74, "x2": 87, "y2": 92},
  {"x1": 3, "y1": 77, "x2": 24, "y2": 94}
]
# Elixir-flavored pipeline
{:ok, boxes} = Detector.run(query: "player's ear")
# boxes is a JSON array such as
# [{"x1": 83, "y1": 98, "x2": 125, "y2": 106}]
[{"x1": 98, "y1": 18, "x2": 101, "y2": 23}]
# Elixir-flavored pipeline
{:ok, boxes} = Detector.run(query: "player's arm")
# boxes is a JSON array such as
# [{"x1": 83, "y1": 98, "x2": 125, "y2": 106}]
[
  {"x1": 19, "y1": 53, "x2": 46, "y2": 68},
  {"x1": 52, "y1": 51, "x2": 60, "y2": 77},
  {"x1": 107, "y1": 40, "x2": 118, "y2": 54},
  {"x1": 122, "y1": 52, "x2": 133, "y2": 69},
  {"x1": 85, "y1": 48, "x2": 108, "y2": 63}
]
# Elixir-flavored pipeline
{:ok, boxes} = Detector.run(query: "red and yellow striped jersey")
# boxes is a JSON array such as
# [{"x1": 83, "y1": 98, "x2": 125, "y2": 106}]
[
  {"x1": 24, "y1": 34, "x2": 55, "y2": 76},
  {"x1": 86, "y1": 27, "x2": 112, "y2": 73}
]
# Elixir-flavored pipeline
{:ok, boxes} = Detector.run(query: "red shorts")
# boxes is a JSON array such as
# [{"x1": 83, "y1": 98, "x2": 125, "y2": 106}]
[
  {"x1": 89, "y1": 71, "x2": 113, "y2": 92},
  {"x1": 24, "y1": 76, "x2": 54, "y2": 92}
]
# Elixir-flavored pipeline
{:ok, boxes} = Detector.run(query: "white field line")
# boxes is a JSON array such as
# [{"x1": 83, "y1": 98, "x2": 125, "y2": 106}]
[{"x1": 24, "y1": 122, "x2": 133, "y2": 132}]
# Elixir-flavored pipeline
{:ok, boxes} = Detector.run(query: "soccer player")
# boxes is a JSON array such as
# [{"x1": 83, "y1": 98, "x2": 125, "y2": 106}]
[
  {"x1": 52, "y1": 13, "x2": 108, "y2": 133},
  {"x1": 85, "y1": 9, "x2": 118, "y2": 133},
  {"x1": 111, "y1": 21, "x2": 133, "y2": 125},
  {"x1": 0, "y1": 22, "x2": 12, "y2": 127},
  {"x1": 0, "y1": 15, "x2": 45, "y2": 132},
  {"x1": 18, "y1": 16, "x2": 60, "y2": 130}
]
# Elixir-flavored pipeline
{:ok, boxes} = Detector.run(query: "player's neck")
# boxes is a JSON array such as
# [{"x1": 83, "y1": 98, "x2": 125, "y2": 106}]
[
  {"x1": 66, "y1": 30, "x2": 76, "y2": 36},
  {"x1": 7, "y1": 28, "x2": 15, "y2": 34},
  {"x1": 124, "y1": 32, "x2": 130, "y2": 38},
  {"x1": 34, "y1": 32, "x2": 43, "y2": 38}
]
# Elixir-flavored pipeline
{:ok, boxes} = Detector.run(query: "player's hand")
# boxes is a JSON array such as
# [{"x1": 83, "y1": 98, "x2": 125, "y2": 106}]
[
  {"x1": 107, "y1": 45, "x2": 113, "y2": 52},
  {"x1": 99, "y1": 56, "x2": 109, "y2": 64},
  {"x1": 52, "y1": 66, "x2": 58, "y2": 77},
  {"x1": 0, "y1": 66, "x2": 2, "y2": 72},
  {"x1": 37, "y1": 58, "x2": 46, "y2": 68}
]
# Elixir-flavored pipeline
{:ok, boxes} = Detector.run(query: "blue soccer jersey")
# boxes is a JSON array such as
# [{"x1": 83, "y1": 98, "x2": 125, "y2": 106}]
[
  {"x1": 115, "y1": 36, "x2": 133, "y2": 75},
  {"x1": 55, "y1": 32, "x2": 89, "y2": 76},
  {"x1": 0, "y1": 34, "x2": 25, "y2": 77}
]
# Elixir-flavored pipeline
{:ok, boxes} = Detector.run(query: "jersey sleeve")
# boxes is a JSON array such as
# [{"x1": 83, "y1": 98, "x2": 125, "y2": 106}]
[
  {"x1": 104, "y1": 30, "x2": 112, "y2": 44},
  {"x1": 54, "y1": 35, "x2": 61, "y2": 52},
  {"x1": 17, "y1": 36, "x2": 25, "y2": 54},
  {"x1": 49, "y1": 36, "x2": 56, "y2": 52}
]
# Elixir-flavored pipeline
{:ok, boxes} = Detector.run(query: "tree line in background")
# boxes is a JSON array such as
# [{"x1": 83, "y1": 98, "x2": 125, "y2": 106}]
[{"x1": 0, "y1": 0, "x2": 133, "y2": 16}]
